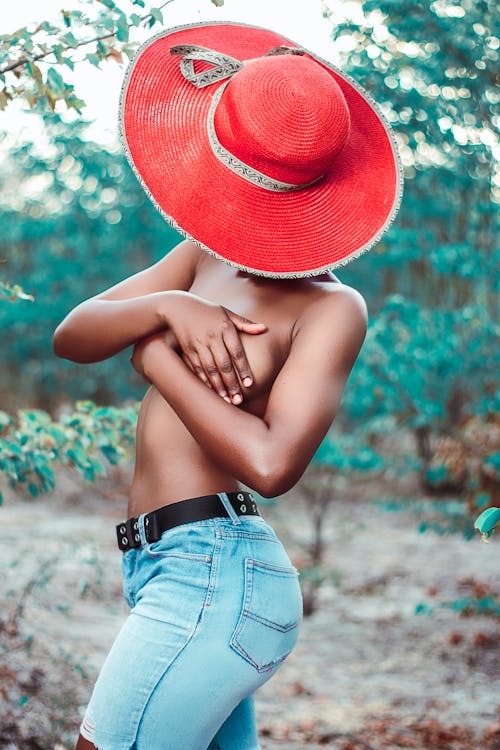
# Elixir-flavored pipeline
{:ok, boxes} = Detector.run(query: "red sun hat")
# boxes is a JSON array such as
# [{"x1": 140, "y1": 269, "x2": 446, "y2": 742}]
[{"x1": 119, "y1": 21, "x2": 404, "y2": 278}]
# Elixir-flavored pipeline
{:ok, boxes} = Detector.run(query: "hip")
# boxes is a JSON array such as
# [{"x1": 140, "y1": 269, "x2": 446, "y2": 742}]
[{"x1": 121, "y1": 513, "x2": 304, "y2": 673}]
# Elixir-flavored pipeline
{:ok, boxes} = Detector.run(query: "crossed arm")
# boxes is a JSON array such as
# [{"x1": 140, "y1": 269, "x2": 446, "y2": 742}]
[
  {"x1": 53, "y1": 240, "x2": 267, "y2": 405},
  {"x1": 53, "y1": 240, "x2": 367, "y2": 497},
  {"x1": 132, "y1": 289, "x2": 368, "y2": 497}
]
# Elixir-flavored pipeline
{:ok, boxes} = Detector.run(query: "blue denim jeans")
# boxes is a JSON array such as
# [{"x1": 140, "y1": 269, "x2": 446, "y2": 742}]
[{"x1": 80, "y1": 493, "x2": 303, "y2": 749}]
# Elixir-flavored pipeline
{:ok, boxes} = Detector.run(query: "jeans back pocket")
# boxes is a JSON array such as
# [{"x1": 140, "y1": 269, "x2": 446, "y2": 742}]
[{"x1": 230, "y1": 558, "x2": 303, "y2": 673}]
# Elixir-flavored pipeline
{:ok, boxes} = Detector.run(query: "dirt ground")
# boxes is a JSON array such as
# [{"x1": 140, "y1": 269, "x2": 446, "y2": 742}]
[{"x1": 0, "y1": 468, "x2": 499, "y2": 750}]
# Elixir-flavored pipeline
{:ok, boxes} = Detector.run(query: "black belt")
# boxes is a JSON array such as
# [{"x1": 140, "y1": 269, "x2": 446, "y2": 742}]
[{"x1": 116, "y1": 491, "x2": 260, "y2": 551}]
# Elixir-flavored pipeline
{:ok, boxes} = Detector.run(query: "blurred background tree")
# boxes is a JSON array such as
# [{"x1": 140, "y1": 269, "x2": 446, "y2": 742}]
[
  {"x1": 0, "y1": 114, "x2": 180, "y2": 407},
  {"x1": 325, "y1": 0, "x2": 499, "y2": 522}
]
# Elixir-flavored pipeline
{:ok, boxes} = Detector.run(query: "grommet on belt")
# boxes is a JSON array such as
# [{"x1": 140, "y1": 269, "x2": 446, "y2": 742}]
[{"x1": 117, "y1": 517, "x2": 140, "y2": 551}]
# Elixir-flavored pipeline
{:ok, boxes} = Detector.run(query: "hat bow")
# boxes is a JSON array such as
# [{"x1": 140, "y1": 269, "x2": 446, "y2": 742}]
[{"x1": 170, "y1": 44, "x2": 305, "y2": 88}]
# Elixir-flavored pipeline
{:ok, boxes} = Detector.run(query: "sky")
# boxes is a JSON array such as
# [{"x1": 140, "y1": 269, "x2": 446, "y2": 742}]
[{"x1": 0, "y1": 0, "x2": 352, "y2": 145}]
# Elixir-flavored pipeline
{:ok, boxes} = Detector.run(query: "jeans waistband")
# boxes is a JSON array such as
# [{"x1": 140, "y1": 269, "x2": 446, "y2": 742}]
[{"x1": 117, "y1": 491, "x2": 260, "y2": 551}]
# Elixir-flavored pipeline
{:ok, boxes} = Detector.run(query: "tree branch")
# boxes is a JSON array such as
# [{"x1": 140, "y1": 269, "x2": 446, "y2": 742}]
[{"x1": 0, "y1": 0, "x2": 175, "y2": 76}]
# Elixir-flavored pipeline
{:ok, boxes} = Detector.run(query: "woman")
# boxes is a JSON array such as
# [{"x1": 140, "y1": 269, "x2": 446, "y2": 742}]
[{"x1": 53, "y1": 21, "x2": 403, "y2": 750}]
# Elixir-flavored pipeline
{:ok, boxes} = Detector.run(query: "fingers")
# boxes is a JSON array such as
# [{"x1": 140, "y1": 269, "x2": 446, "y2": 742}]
[
  {"x1": 224, "y1": 311, "x2": 267, "y2": 387},
  {"x1": 183, "y1": 351, "x2": 211, "y2": 388},
  {"x1": 197, "y1": 346, "x2": 233, "y2": 403},
  {"x1": 181, "y1": 353, "x2": 195, "y2": 373},
  {"x1": 208, "y1": 338, "x2": 245, "y2": 404},
  {"x1": 221, "y1": 324, "x2": 255, "y2": 389},
  {"x1": 176, "y1": 307, "x2": 267, "y2": 403},
  {"x1": 226, "y1": 309, "x2": 267, "y2": 335},
  {"x1": 185, "y1": 346, "x2": 241, "y2": 403}
]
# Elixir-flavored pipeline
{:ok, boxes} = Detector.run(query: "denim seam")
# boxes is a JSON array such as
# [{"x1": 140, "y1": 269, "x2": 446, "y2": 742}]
[
  {"x1": 123, "y1": 549, "x2": 140, "y2": 608},
  {"x1": 250, "y1": 559, "x2": 299, "y2": 575},
  {"x1": 204, "y1": 534, "x2": 223, "y2": 608},
  {"x1": 217, "y1": 531, "x2": 279, "y2": 542},
  {"x1": 144, "y1": 548, "x2": 213, "y2": 562},
  {"x1": 231, "y1": 639, "x2": 292, "y2": 673},
  {"x1": 244, "y1": 611, "x2": 302, "y2": 631},
  {"x1": 116, "y1": 566, "x2": 216, "y2": 745}
]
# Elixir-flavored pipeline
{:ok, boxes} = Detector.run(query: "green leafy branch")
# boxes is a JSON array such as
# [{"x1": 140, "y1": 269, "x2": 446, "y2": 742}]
[
  {"x1": 0, "y1": 399, "x2": 139, "y2": 503},
  {"x1": 0, "y1": 0, "x2": 184, "y2": 113}
]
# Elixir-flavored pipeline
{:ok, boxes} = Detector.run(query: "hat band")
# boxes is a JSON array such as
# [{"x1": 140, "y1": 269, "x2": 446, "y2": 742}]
[
  {"x1": 170, "y1": 44, "x2": 243, "y2": 88},
  {"x1": 207, "y1": 82, "x2": 323, "y2": 193}
]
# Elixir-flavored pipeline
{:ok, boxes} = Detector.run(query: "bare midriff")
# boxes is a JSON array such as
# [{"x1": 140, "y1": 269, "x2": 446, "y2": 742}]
[{"x1": 127, "y1": 254, "x2": 341, "y2": 519}]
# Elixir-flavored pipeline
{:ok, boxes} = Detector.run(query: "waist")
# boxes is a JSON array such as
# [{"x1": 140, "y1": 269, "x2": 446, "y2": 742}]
[
  {"x1": 127, "y1": 477, "x2": 243, "y2": 518},
  {"x1": 117, "y1": 490, "x2": 261, "y2": 552}
]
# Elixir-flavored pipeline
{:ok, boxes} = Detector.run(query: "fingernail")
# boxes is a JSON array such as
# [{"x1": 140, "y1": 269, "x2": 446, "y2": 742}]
[
  {"x1": 223, "y1": 396, "x2": 231, "y2": 403},
  {"x1": 232, "y1": 394, "x2": 242, "y2": 405},
  {"x1": 243, "y1": 377, "x2": 252, "y2": 387}
]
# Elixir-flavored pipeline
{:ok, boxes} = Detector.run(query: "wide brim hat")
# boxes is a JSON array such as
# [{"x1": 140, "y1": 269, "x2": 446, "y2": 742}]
[{"x1": 119, "y1": 21, "x2": 404, "y2": 278}]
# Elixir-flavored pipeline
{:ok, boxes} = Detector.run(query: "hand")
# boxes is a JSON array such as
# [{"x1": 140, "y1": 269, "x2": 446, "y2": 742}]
[{"x1": 160, "y1": 292, "x2": 267, "y2": 405}]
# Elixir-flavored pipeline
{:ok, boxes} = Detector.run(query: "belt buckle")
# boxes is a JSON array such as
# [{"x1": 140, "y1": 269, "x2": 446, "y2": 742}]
[{"x1": 117, "y1": 517, "x2": 140, "y2": 551}]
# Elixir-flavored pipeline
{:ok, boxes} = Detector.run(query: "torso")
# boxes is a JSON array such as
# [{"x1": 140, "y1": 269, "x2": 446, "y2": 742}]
[{"x1": 127, "y1": 250, "x2": 344, "y2": 517}]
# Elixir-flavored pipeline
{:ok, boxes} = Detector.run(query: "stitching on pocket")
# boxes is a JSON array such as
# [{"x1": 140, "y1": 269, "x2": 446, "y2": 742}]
[
  {"x1": 230, "y1": 557, "x2": 302, "y2": 673},
  {"x1": 218, "y1": 530, "x2": 280, "y2": 542},
  {"x1": 250, "y1": 558, "x2": 300, "y2": 576},
  {"x1": 243, "y1": 611, "x2": 301, "y2": 631},
  {"x1": 145, "y1": 545, "x2": 212, "y2": 562}
]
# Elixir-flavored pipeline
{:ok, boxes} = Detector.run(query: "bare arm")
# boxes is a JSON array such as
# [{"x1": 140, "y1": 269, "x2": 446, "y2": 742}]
[
  {"x1": 52, "y1": 240, "x2": 266, "y2": 402},
  {"x1": 133, "y1": 287, "x2": 368, "y2": 497},
  {"x1": 52, "y1": 240, "x2": 200, "y2": 363}
]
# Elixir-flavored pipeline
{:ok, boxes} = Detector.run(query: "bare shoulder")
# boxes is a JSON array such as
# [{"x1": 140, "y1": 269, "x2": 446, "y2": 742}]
[
  {"x1": 137, "y1": 238, "x2": 205, "y2": 289},
  {"x1": 295, "y1": 281, "x2": 368, "y2": 340},
  {"x1": 277, "y1": 280, "x2": 369, "y2": 385},
  {"x1": 155, "y1": 239, "x2": 205, "y2": 274}
]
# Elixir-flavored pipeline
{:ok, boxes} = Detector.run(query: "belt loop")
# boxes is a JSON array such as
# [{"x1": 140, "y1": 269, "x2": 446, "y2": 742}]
[
  {"x1": 217, "y1": 492, "x2": 242, "y2": 525},
  {"x1": 137, "y1": 514, "x2": 148, "y2": 546}
]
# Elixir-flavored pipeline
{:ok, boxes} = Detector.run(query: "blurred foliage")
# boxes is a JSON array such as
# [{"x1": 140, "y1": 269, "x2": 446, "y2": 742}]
[
  {"x1": 313, "y1": 428, "x2": 385, "y2": 474},
  {"x1": 416, "y1": 596, "x2": 500, "y2": 617},
  {"x1": 0, "y1": 279, "x2": 34, "y2": 302},
  {"x1": 0, "y1": 113, "x2": 182, "y2": 405},
  {"x1": 346, "y1": 298, "x2": 498, "y2": 429},
  {"x1": 429, "y1": 413, "x2": 500, "y2": 506},
  {"x1": 376, "y1": 496, "x2": 479, "y2": 537},
  {"x1": 295, "y1": 431, "x2": 385, "y2": 614},
  {"x1": 331, "y1": 0, "x2": 498, "y2": 327},
  {"x1": 0, "y1": 0, "x2": 205, "y2": 113},
  {"x1": 0, "y1": 399, "x2": 138, "y2": 503},
  {"x1": 416, "y1": 575, "x2": 500, "y2": 618},
  {"x1": 324, "y1": 0, "x2": 499, "y2": 525}
]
